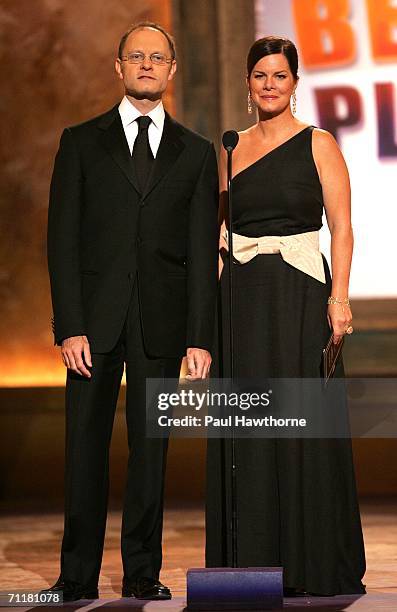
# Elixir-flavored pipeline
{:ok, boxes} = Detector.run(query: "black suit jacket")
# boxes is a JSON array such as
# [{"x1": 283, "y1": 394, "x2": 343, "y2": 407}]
[{"x1": 47, "y1": 104, "x2": 219, "y2": 357}]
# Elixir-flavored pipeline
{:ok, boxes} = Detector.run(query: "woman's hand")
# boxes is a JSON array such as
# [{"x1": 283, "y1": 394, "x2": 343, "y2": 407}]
[{"x1": 327, "y1": 303, "x2": 353, "y2": 344}]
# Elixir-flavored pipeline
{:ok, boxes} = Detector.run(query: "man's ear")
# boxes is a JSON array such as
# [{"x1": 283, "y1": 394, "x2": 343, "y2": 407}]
[
  {"x1": 168, "y1": 60, "x2": 177, "y2": 81},
  {"x1": 115, "y1": 58, "x2": 124, "y2": 81}
]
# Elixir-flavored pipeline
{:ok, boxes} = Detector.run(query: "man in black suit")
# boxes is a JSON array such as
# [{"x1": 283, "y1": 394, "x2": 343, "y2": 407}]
[{"x1": 45, "y1": 22, "x2": 218, "y2": 602}]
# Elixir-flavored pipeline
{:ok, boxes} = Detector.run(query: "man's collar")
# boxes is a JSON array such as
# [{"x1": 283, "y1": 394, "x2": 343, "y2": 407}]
[{"x1": 118, "y1": 96, "x2": 165, "y2": 129}]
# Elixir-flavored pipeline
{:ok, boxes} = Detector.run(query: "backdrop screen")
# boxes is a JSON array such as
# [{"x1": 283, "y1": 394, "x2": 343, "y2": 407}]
[{"x1": 255, "y1": 0, "x2": 397, "y2": 297}]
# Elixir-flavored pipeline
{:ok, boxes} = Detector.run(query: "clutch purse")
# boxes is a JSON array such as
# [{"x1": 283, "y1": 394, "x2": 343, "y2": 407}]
[{"x1": 322, "y1": 333, "x2": 344, "y2": 384}]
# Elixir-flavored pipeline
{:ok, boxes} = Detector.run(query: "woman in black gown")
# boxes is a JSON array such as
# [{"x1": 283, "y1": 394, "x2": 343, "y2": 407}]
[{"x1": 205, "y1": 37, "x2": 366, "y2": 596}]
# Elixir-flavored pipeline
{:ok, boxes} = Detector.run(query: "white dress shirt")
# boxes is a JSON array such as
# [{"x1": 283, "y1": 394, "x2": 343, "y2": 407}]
[{"x1": 118, "y1": 96, "x2": 165, "y2": 158}]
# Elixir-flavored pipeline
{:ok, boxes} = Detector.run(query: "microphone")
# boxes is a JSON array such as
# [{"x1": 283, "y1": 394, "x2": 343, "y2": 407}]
[{"x1": 222, "y1": 130, "x2": 239, "y2": 152}]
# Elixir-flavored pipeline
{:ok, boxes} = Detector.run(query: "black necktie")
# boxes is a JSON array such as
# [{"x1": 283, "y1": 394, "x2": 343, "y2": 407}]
[{"x1": 132, "y1": 115, "x2": 154, "y2": 193}]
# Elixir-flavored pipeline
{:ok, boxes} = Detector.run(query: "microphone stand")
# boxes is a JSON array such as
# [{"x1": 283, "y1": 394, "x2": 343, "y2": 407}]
[
  {"x1": 185, "y1": 131, "x2": 283, "y2": 612},
  {"x1": 225, "y1": 141, "x2": 238, "y2": 569}
]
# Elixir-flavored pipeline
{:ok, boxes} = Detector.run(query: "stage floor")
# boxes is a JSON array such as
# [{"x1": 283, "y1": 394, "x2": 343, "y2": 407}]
[{"x1": 0, "y1": 499, "x2": 396, "y2": 610}]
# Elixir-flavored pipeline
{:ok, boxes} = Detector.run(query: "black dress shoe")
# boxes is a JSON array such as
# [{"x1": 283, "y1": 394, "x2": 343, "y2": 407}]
[
  {"x1": 40, "y1": 578, "x2": 98, "y2": 602},
  {"x1": 122, "y1": 576, "x2": 171, "y2": 600}
]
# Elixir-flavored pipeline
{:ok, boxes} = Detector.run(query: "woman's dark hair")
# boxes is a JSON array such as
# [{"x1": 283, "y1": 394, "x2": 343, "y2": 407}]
[
  {"x1": 247, "y1": 36, "x2": 298, "y2": 79},
  {"x1": 118, "y1": 21, "x2": 176, "y2": 60}
]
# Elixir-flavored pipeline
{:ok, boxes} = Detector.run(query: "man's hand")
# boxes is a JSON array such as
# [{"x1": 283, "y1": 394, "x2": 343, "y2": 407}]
[
  {"x1": 185, "y1": 347, "x2": 212, "y2": 380},
  {"x1": 61, "y1": 335, "x2": 92, "y2": 378}
]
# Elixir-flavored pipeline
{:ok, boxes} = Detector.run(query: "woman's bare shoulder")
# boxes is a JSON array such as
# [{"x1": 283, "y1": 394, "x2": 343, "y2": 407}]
[
  {"x1": 312, "y1": 127, "x2": 345, "y2": 163},
  {"x1": 311, "y1": 127, "x2": 348, "y2": 183},
  {"x1": 234, "y1": 126, "x2": 257, "y2": 154},
  {"x1": 219, "y1": 126, "x2": 254, "y2": 159},
  {"x1": 312, "y1": 127, "x2": 339, "y2": 150},
  {"x1": 238, "y1": 125, "x2": 256, "y2": 137},
  {"x1": 238, "y1": 125, "x2": 259, "y2": 142}
]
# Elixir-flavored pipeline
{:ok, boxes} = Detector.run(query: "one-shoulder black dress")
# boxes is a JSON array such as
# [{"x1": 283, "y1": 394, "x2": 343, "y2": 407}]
[{"x1": 205, "y1": 127, "x2": 366, "y2": 595}]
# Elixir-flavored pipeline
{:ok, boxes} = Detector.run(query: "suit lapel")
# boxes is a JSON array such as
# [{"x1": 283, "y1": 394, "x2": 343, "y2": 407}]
[
  {"x1": 142, "y1": 112, "x2": 185, "y2": 200},
  {"x1": 98, "y1": 105, "x2": 140, "y2": 194},
  {"x1": 98, "y1": 106, "x2": 185, "y2": 199}
]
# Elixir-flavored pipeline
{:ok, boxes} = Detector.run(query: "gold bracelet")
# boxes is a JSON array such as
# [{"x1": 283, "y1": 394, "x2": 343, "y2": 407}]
[{"x1": 327, "y1": 296, "x2": 350, "y2": 306}]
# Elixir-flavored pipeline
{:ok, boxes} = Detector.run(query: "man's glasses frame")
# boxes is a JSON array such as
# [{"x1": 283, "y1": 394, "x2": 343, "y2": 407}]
[{"x1": 119, "y1": 52, "x2": 174, "y2": 66}]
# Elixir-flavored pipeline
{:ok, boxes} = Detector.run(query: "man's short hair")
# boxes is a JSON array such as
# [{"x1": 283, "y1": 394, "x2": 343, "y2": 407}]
[{"x1": 118, "y1": 21, "x2": 176, "y2": 60}]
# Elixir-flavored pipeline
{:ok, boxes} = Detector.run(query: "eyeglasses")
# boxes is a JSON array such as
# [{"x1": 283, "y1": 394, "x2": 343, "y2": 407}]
[{"x1": 119, "y1": 52, "x2": 173, "y2": 65}]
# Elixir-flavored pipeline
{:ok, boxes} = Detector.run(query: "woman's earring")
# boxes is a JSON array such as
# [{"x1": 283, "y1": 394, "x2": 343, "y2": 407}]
[
  {"x1": 292, "y1": 92, "x2": 297, "y2": 115},
  {"x1": 247, "y1": 92, "x2": 253, "y2": 114}
]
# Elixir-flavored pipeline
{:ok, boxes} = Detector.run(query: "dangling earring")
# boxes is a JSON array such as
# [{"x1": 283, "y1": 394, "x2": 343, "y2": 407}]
[
  {"x1": 247, "y1": 91, "x2": 253, "y2": 114},
  {"x1": 292, "y1": 92, "x2": 297, "y2": 115}
]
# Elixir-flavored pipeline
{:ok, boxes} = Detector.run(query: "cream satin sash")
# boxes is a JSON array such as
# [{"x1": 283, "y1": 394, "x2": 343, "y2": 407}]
[{"x1": 224, "y1": 229, "x2": 326, "y2": 284}]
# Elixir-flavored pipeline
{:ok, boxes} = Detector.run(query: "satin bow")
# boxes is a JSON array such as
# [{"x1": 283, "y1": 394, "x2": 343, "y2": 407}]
[{"x1": 225, "y1": 230, "x2": 326, "y2": 284}]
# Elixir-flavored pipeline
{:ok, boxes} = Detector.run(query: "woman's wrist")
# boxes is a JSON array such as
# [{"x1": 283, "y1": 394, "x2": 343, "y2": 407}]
[
  {"x1": 328, "y1": 296, "x2": 350, "y2": 306},
  {"x1": 330, "y1": 283, "x2": 349, "y2": 300}
]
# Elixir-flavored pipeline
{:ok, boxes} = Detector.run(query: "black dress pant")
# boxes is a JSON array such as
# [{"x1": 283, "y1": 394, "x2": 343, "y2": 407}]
[{"x1": 60, "y1": 280, "x2": 182, "y2": 588}]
